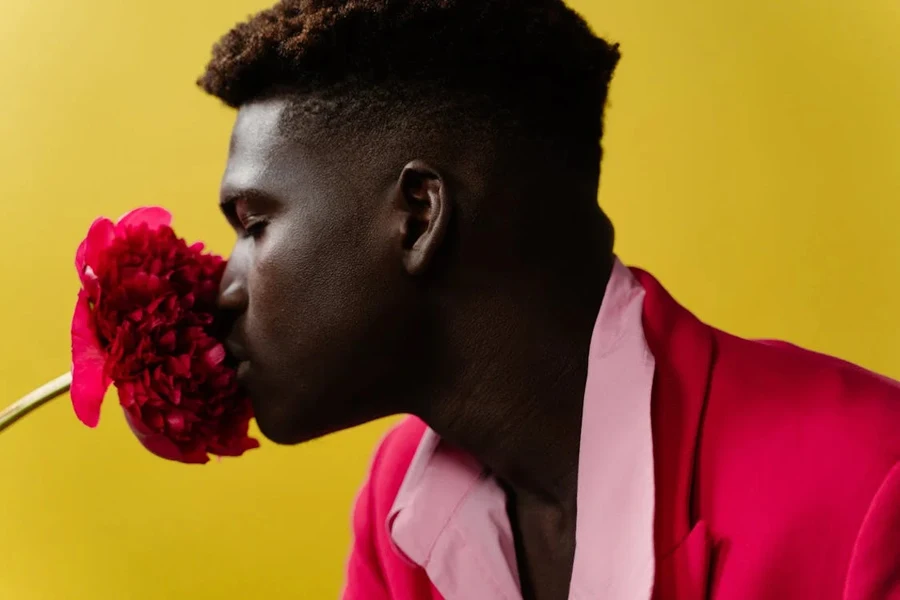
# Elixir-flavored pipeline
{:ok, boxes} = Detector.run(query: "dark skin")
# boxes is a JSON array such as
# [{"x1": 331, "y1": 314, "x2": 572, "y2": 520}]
[{"x1": 218, "y1": 95, "x2": 614, "y2": 600}]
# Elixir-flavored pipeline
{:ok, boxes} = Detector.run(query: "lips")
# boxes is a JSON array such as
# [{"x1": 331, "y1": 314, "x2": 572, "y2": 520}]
[
  {"x1": 236, "y1": 360, "x2": 252, "y2": 383},
  {"x1": 224, "y1": 339, "x2": 250, "y2": 363}
]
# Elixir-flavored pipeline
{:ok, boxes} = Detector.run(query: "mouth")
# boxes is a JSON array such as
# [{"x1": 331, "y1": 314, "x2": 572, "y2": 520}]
[
  {"x1": 225, "y1": 339, "x2": 253, "y2": 385},
  {"x1": 225, "y1": 339, "x2": 250, "y2": 363},
  {"x1": 236, "y1": 360, "x2": 251, "y2": 384}
]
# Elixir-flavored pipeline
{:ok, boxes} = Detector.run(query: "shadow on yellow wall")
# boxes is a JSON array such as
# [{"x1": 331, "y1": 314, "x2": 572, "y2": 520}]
[{"x1": 0, "y1": 0, "x2": 897, "y2": 598}]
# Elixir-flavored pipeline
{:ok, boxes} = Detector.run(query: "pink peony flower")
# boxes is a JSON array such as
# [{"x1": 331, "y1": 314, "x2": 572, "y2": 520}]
[{"x1": 71, "y1": 207, "x2": 258, "y2": 464}]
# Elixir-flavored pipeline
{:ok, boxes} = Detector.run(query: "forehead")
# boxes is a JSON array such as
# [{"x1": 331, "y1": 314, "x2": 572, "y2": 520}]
[
  {"x1": 221, "y1": 93, "x2": 403, "y2": 205},
  {"x1": 229, "y1": 98, "x2": 292, "y2": 162},
  {"x1": 221, "y1": 97, "x2": 306, "y2": 199}
]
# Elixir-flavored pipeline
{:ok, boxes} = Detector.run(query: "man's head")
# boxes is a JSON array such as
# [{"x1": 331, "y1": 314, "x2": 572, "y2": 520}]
[{"x1": 200, "y1": 0, "x2": 620, "y2": 444}]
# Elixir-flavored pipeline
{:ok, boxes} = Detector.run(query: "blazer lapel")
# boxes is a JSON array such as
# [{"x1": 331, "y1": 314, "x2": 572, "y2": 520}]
[{"x1": 631, "y1": 268, "x2": 717, "y2": 600}]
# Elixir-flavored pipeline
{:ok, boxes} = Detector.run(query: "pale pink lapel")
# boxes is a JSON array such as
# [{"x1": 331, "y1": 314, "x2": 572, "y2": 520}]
[{"x1": 569, "y1": 260, "x2": 658, "y2": 599}]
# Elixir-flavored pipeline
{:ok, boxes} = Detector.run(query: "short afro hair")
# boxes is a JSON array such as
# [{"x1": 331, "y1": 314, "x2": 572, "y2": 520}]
[{"x1": 199, "y1": 0, "x2": 621, "y2": 179}]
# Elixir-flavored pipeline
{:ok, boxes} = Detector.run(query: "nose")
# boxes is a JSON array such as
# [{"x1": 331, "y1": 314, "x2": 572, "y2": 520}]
[{"x1": 217, "y1": 249, "x2": 249, "y2": 313}]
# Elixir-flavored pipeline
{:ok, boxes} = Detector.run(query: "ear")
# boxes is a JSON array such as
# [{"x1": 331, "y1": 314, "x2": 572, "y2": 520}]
[{"x1": 394, "y1": 160, "x2": 452, "y2": 276}]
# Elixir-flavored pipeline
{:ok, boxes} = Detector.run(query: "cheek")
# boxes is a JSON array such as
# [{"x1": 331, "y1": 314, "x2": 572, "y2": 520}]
[{"x1": 245, "y1": 217, "x2": 370, "y2": 364}]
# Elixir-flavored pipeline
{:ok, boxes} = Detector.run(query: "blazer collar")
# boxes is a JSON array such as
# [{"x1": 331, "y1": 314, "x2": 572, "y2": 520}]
[{"x1": 633, "y1": 268, "x2": 718, "y2": 599}]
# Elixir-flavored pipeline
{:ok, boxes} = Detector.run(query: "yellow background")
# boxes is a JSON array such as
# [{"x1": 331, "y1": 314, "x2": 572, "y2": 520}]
[{"x1": 1, "y1": 0, "x2": 897, "y2": 598}]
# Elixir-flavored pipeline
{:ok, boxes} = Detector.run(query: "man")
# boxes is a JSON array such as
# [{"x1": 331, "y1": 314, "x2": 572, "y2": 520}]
[{"x1": 201, "y1": 0, "x2": 900, "y2": 598}]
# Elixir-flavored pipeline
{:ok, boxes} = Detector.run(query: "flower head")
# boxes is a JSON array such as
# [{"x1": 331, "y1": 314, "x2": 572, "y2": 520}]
[{"x1": 71, "y1": 207, "x2": 258, "y2": 463}]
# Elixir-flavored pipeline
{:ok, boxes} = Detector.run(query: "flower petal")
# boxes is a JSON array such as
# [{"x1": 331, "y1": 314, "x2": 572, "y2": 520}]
[
  {"x1": 75, "y1": 238, "x2": 87, "y2": 278},
  {"x1": 70, "y1": 290, "x2": 109, "y2": 427},
  {"x1": 81, "y1": 218, "x2": 115, "y2": 280},
  {"x1": 116, "y1": 206, "x2": 172, "y2": 233},
  {"x1": 123, "y1": 408, "x2": 209, "y2": 464},
  {"x1": 203, "y1": 344, "x2": 226, "y2": 368}
]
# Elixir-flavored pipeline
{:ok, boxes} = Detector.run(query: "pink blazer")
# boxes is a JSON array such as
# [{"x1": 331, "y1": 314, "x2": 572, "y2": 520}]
[{"x1": 343, "y1": 268, "x2": 900, "y2": 599}]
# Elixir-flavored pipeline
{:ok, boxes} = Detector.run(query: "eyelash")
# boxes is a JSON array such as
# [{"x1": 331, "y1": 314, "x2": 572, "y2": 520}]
[{"x1": 242, "y1": 219, "x2": 269, "y2": 240}]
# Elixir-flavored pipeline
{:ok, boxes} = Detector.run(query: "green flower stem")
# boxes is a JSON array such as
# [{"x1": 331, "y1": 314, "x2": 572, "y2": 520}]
[{"x1": 0, "y1": 372, "x2": 72, "y2": 433}]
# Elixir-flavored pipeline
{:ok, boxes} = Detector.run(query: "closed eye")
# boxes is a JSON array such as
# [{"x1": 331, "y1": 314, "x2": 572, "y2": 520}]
[
  {"x1": 220, "y1": 188, "x2": 279, "y2": 239},
  {"x1": 243, "y1": 219, "x2": 269, "y2": 240}
]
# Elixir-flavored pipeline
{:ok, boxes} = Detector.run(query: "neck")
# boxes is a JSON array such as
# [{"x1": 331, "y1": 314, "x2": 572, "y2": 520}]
[{"x1": 412, "y1": 247, "x2": 614, "y2": 506}]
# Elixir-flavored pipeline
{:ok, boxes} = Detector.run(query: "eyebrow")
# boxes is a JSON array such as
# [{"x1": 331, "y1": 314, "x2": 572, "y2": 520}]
[{"x1": 220, "y1": 188, "x2": 271, "y2": 209}]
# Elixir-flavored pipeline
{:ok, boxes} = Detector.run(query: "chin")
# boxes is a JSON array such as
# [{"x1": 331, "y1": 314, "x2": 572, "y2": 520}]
[
  {"x1": 255, "y1": 417, "x2": 302, "y2": 445},
  {"x1": 249, "y1": 380, "x2": 388, "y2": 445},
  {"x1": 251, "y1": 408, "x2": 312, "y2": 445},
  {"x1": 252, "y1": 399, "x2": 346, "y2": 445}
]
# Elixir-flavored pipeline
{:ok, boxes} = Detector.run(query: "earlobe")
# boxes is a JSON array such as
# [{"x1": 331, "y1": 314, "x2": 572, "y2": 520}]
[{"x1": 397, "y1": 160, "x2": 452, "y2": 276}]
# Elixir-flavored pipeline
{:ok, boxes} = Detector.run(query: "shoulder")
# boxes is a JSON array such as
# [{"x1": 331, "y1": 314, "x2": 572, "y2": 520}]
[
  {"x1": 709, "y1": 332, "x2": 900, "y2": 459},
  {"x1": 344, "y1": 418, "x2": 433, "y2": 599},
  {"x1": 361, "y1": 416, "x2": 429, "y2": 515},
  {"x1": 696, "y1": 335, "x2": 900, "y2": 593}
]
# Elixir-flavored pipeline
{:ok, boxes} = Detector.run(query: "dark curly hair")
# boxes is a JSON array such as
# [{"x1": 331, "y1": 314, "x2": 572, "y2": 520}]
[{"x1": 199, "y1": 0, "x2": 620, "y2": 181}]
